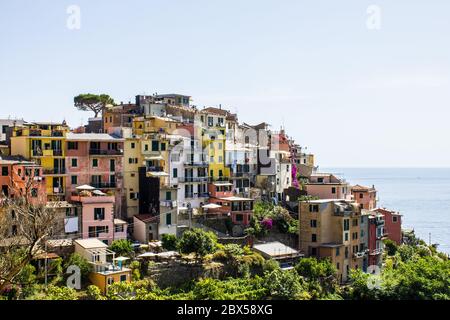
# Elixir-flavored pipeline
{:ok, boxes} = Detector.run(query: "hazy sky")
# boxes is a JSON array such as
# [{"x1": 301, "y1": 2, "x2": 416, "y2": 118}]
[{"x1": 1, "y1": 0, "x2": 450, "y2": 167}]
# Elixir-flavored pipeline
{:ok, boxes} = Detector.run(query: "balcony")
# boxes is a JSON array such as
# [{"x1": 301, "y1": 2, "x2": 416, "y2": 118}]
[
  {"x1": 32, "y1": 149, "x2": 43, "y2": 157},
  {"x1": 51, "y1": 131, "x2": 64, "y2": 137},
  {"x1": 230, "y1": 171, "x2": 250, "y2": 178},
  {"x1": 52, "y1": 187, "x2": 65, "y2": 195},
  {"x1": 353, "y1": 251, "x2": 366, "y2": 259},
  {"x1": 89, "y1": 149, "x2": 123, "y2": 156},
  {"x1": 29, "y1": 130, "x2": 42, "y2": 137},
  {"x1": 43, "y1": 167, "x2": 66, "y2": 175},
  {"x1": 184, "y1": 161, "x2": 208, "y2": 167},
  {"x1": 90, "y1": 182, "x2": 117, "y2": 189},
  {"x1": 178, "y1": 176, "x2": 208, "y2": 183},
  {"x1": 146, "y1": 166, "x2": 164, "y2": 172}
]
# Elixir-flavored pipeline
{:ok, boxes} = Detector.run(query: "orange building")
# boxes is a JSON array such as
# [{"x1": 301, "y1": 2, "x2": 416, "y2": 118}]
[
  {"x1": 352, "y1": 184, "x2": 377, "y2": 210},
  {"x1": 0, "y1": 156, "x2": 46, "y2": 206}
]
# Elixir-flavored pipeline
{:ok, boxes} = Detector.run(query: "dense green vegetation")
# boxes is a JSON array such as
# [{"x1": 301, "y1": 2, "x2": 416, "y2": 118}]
[
  {"x1": 1, "y1": 228, "x2": 448, "y2": 300},
  {"x1": 245, "y1": 201, "x2": 299, "y2": 236}
]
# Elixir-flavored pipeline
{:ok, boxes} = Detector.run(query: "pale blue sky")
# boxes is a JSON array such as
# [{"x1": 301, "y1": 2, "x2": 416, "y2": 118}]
[{"x1": 1, "y1": 0, "x2": 450, "y2": 167}]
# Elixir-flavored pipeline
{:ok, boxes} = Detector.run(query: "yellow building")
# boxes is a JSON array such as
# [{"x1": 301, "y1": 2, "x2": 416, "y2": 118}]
[
  {"x1": 299, "y1": 199, "x2": 364, "y2": 283},
  {"x1": 10, "y1": 122, "x2": 70, "y2": 201},
  {"x1": 123, "y1": 134, "x2": 142, "y2": 218},
  {"x1": 198, "y1": 108, "x2": 234, "y2": 181}
]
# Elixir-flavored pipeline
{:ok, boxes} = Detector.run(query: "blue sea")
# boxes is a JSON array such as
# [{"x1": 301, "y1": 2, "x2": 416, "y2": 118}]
[{"x1": 323, "y1": 168, "x2": 450, "y2": 254}]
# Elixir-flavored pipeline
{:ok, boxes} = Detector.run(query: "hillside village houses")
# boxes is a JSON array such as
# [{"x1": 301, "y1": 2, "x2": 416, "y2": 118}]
[{"x1": 0, "y1": 92, "x2": 404, "y2": 286}]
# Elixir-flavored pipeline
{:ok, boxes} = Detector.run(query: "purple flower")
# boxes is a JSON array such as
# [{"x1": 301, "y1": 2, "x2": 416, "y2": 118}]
[{"x1": 261, "y1": 218, "x2": 273, "y2": 230}]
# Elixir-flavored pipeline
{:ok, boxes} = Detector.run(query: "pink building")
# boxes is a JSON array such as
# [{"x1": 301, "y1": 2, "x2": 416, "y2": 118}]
[
  {"x1": 65, "y1": 133, "x2": 125, "y2": 215},
  {"x1": 352, "y1": 184, "x2": 377, "y2": 210},
  {"x1": 71, "y1": 192, "x2": 127, "y2": 245},
  {"x1": 373, "y1": 208, "x2": 402, "y2": 245},
  {"x1": 306, "y1": 173, "x2": 351, "y2": 200}
]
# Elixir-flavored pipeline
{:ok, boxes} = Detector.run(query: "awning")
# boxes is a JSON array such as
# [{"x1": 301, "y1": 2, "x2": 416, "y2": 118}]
[
  {"x1": 113, "y1": 256, "x2": 130, "y2": 262},
  {"x1": 145, "y1": 155, "x2": 164, "y2": 161},
  {"x1": 147, "y1": 172, "x2": 169, "y2": 177},
  {"x1": 76, "y1": 184, "x2": 95, "y2": 190},
  {"x1": 114, "y1": 219, "x2": 127, "y2": 225},
  {"x1": 213, "y1": 182, "x2": 233, "y2": 186},
  {"x1": 203, "y1": 203, "x2": 222, "y2": 209},
  {"x1": 93, "y1": 190, "x2": 106, "y2": 196}
]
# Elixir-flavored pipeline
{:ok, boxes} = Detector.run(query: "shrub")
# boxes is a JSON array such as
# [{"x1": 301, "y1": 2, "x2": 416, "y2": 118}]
[
  {"x1": 109, "y1": 239, "x2": 134, "y2": 257},
  {"x1": 178, "y1": 228, "x2": 218, "y2": 260},
  {"x1": 161, "y1": 233, "x2": 178, "y2": 251}
]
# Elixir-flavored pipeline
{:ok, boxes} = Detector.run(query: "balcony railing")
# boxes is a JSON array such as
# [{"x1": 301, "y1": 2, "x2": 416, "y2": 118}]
[
  {"x1": 52, "y1": 187, "x2": 65, "y2": 195},
  {"x1": 89, "y1": 149, "x2": 123, "y2": 156},
  {"x1": 178, "y1": 176, "x2": 208, "y2": 183},
  {"x1": 146, "y1": 166, "x2": 164, "y2": 172},
  {"x1": 184, "y1": 161, "x2": 208, "y2": 167},
  {"x1": 51, "y1": 131, "x2": 64, "y2": 137},
  {"x1": 90, "y1": 182, "x2": 117, "y2": 189},
  {"x1": 231, "y1": 171, "x2": 250, "y2": 178},
  {"x1": 43, "y1": 167, "x2": 66, "y2": 175}
]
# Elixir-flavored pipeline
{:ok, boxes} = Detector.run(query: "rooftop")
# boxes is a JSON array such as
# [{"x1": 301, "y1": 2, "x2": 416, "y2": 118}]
[
  {"x1": 66, "y1": 132, "x2": 124, "y2": 141},
  {"x1": 74, "y1": 238, "x2": 108, "y2": 250},
  {"x1": 253, "y1": 241, "x2": 301, "y2": 258}
]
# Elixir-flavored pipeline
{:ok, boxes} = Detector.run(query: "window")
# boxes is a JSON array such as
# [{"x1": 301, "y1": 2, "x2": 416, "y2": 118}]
[
  {"x1": 311, "y1": 247, "x2": 317, "y2": 256},
  {"x1": 92, "y1": 159, "x2": 98, "y2": 167},
  {"x1": 218, "y1": 142, "x2": 223, "y2": 150},
  {"x1": 345, "y1": 247, "x2": 349, "y2": 259},
  {"x1": 67, "y1": 141, "x2": 78, "y2": 150},
  {"x1": 344, "y1": 232, "x2": 349, "y2": 241},
  {"x1": 71, "y1": 158, "x2": 77, "y2": 167},
  {"x1": 310, "y1": 219, "x2": 317, "y2": 228},
  {"x1": 166, "y1": 191, "x2": 172, "y2": 201},
  {"x1": 331, "y1": 187, "x2": 336, "y2": 194},
  {"x1": 218, "y1": 156, "x2": 223, "y2": 163},
  {"x1": 317, "y1": 177, "x2": 324, "y2": 183},
  {"x1": 173, "y1": 168, "x2": 178, "y2": 178},
  {"x1": 107, "y1": 277, "x2": 114, "y2": 285},
  {"x1": 343, "y1": 219, "x2": 350, "y2": 231},
  {"x1": 130, "y1": 192, "x2": 138, "y2": 200},
  {"x1": 393, "y1": 216, "x2": 398, "y2": 223},
  {"x1": 131, "y1": 142, "x2": 135, "y2": 149},
  {"x1": 166, "y1": 213, "x2": 172, "y2": 225},
  {"x1": 71, "y1": 176, "x2": 77, "y2": 185},
  {"x1": 311, "y1": 234, "x2": 317, "y2": 242},
  {"x1": 144, "y1": 144, "x2": 148, "y2": 151},
  {"x1": 336, "y1": 247, "x2": 340, "y2": 256},
  {"x1": 161, "y1": 143, "x2": 166, "y2": 151},
  {"x1": 120, "y1": 275, "x2": 127, "y2": 282},
  {"x1": 1, "y1": 167, "x2": 8, "y2": 176},
  {"x1": 94, "y1": 208, "x2": 105, "y2": 220},
  {"x1": 359, "y1": 193, "x2": 363, "y2": 199},
  {"x1": 352, "y1": 232, "x2": 358, "y2": 240},
  {"x1": 207, "y1": 117, "x2": 214, "y2": 127},
  {"x1": 151, "y1": 141, "x2": 159, "y2": 151},
  {"x1": 336, "y1": 263, "x2": 340, "y2": 270},
  {"x1": 352, "y1": 219, "x2": 358, "y2": 227},
  {"x1": 31, "y1": 188, "x2": 38, "y2": 198},
  {"x1": 235, "y1": 214, "x2": 244, "y2": 222},
  {"x1": 309, "y1": 204, "x2": 319, "y2": 212}
]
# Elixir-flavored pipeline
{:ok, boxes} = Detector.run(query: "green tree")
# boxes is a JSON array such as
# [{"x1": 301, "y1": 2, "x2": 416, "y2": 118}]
[
  {"x1": 263, "y1": 269, "x2": 310, "y2": 300},
  {"x1": 161, "y1": 234, "x2": 178, "y2": 251},
  {"x1": 64, "y1": 253, "x2": 92, "y2": 283},
  {"x1": 178, "y1": 228, "x2": 218, "y2": 261},
  {"x1": 74, "y1": 93, "x2": 115, "y2": 117},
  {"x1": 35, "y1": 285, "x2": 78, "y2": 300},
  {"x1": 383, "y1": 239, "x2": 398, "y2": 256},
  {"x1": 109, "y1": 239, "x2": 134, "y2": 257}
]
